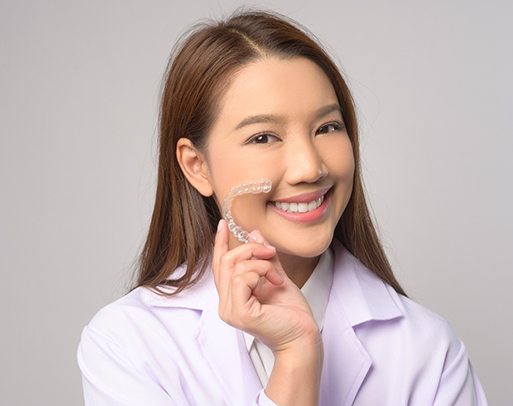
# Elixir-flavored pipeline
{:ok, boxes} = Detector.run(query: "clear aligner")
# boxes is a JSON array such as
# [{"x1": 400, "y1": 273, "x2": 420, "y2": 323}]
[{"x1": 223, "y1": 179, "x2": 272, "y2": 243}]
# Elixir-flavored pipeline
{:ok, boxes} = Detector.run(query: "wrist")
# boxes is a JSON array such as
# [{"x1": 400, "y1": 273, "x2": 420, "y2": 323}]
[
  {"x1": 274, "y1": 327, "x2": 323, "y2": 354},
  {"x1": 265, "y1": 334, "x2": 324, "y2": 406},
  {"x1": 274, "y1": 332, "x2": 324, "y2": 366}
]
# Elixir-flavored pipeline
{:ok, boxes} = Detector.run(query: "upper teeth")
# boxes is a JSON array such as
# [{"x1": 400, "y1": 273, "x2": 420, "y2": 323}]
[{"x1": 273, "y1": 195, "x2": 324, "y2": 213}]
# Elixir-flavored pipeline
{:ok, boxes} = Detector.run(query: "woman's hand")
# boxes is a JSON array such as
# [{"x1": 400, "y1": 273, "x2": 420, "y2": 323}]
[
  {"x1": 213, "y1": 219, "x2": 323, "y2": 405},
  {"x1": 212, "y1": 219, "x2": 320, "y2": 353}
]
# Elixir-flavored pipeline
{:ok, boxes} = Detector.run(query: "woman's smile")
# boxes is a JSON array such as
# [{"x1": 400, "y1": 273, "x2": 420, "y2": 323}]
[{"x1": 267, "y1": 187, "x2": 332, "y2": 223}]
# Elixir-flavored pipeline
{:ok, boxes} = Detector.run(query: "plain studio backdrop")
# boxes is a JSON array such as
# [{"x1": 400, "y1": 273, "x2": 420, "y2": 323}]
[{"x1": 1, "y1": 1, "x2": 511, "y2": 404}]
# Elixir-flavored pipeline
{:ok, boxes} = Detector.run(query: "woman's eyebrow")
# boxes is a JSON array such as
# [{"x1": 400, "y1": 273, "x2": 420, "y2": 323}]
[{"x1": 233, "y1": 103, "x2": 342, "y2": 131}]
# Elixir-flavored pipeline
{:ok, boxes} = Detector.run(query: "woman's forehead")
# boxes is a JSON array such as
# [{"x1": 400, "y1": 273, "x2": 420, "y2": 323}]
[{"x1": 213, "y1": 56, "x2": 340, "y2": 129}]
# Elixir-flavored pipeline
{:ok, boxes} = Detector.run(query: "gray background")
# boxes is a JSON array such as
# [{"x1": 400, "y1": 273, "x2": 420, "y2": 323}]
[{"x1": 1, "y1": 1, "x2": 511, "y2": 404}]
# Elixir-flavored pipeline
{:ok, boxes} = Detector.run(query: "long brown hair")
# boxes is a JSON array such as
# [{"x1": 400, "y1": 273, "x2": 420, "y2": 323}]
[{"x1": 131, "y1": 8, "x2": 406, "y2": 297}]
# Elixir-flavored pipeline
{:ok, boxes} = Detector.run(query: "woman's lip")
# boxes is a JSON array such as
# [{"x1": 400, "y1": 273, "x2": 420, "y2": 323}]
[
  {"x1": 268, "y1": 189, "x2": 332, "y2": 224},
  {"x1": 271, "y1": 187, "x2": 332, "y2": 204}
]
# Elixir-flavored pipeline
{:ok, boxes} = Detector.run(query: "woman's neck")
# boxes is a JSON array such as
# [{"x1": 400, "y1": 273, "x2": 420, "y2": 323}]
[{"x1": 277, "y1": 252, "x2": 320, "y2": 288}]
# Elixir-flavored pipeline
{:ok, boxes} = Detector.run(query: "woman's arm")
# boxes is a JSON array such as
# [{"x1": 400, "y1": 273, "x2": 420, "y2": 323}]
[{"x1": 432, "y1": 323, "x2": 488, "y2": 405}]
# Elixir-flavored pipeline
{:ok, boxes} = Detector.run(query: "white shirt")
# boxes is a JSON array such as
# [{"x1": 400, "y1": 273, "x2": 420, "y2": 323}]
[{"x1": 242, "y1": 247, "x2": 334, "y2": 386}]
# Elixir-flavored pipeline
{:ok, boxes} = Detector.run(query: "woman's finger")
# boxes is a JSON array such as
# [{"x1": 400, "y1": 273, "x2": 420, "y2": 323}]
[
  {"x1": 225, "y1": 261, "x2": 282, "y2": 324},
  {"x1": 216, "y1": 242, "x2": 275, "y2": 298},
  {"x1": 248, "y1": 229, "x2": 287, "y2": 277},
  {"x1": 212, "y1": 219, "x2": 229, "y2": 288},
  {"x1": 220, "y1": 241, "x2": 276, "y2": 266},
  {"x1": 232, "y1": 259, "x2": 284, "y2": 287},
  {"x1": 213, "y1": 220, "x2": 277, "y2": 292}
]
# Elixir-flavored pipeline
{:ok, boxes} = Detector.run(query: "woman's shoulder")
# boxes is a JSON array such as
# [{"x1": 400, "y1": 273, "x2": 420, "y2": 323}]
[
  {"x1": 336, "y1": 249, "x2": 487, "y2": 400},
  {"x1": 369, "y1": 269, "x2": 464, "y2": 350},
  {"x1": 397, "y1": 290, "x2": 451, "y2": 325},
  {"x1": 76, "y1": 273, "x2": 224, "y2": 405},
  {"x1": 82, "y1": 286, "x2": 171, "y2": 336},
  {"x1": 393, "y1": 290, "x2": 463, "y2": 349},
  {"x1": 80, "y1": 269, "x2": 216, "y2": 346},
  {"x1": 356, "y1": 269, "x2": 474, "y2": 384},
  {"x1": 375, "y1": 287, "x2": 488, "y2": 403},
  {"x1": 333, "y1": 241, "x2": 464, "y2": 349}
]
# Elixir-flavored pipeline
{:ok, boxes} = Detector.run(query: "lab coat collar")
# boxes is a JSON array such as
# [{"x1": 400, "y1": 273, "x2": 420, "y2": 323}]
[
  {"x1": 140, "y1": 261, "x2": 216, "y2": 310},
  {"x1": 330, "y1": 239, "x2": 404, "y2": 327}
]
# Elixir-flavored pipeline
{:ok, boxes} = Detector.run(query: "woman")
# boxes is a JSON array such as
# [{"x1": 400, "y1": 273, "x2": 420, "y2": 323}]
[{"x1": 77, "y1": 9, "x2": 487, "y2": 405}]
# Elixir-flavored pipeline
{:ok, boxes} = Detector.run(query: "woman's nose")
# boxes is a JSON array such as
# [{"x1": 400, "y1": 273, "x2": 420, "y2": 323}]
[{"x1": 284, "y1": 137, "x2": 328, "y2": 184}]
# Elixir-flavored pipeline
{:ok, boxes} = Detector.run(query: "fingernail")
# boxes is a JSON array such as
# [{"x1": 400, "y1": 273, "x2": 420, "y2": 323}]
[
  {"x1": 248, "y1": 230, "x2": 264, "y2": 244},
  {"x1": 217, "y1": 219, "x2": 223, "y2": 233}
]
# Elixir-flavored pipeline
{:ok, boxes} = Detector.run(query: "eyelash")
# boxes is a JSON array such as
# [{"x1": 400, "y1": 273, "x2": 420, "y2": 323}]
[{"x1": 246, "y1": 122, "x2": 345, "y2": 145}]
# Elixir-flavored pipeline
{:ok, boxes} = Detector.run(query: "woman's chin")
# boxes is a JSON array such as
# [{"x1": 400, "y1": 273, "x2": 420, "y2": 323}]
[{"x1": 273, "y1": 237, "x2": 332, "y2": 260}]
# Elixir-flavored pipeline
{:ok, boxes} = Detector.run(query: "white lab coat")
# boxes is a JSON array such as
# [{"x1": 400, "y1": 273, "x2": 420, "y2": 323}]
[{"x1": 77, "y1": 240, "x2": 488, "y2": 405}]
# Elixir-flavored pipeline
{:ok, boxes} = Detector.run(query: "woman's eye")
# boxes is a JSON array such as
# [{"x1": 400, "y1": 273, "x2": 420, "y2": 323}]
[
  {"x1": 247, "y1": 133, "x2": 278, "y2": 144},
  {"x1": 316, "y1": 122, "x2": 344, "y2": 135}
]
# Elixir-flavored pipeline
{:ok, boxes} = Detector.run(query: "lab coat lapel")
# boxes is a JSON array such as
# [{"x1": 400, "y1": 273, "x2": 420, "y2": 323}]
[
  {"x1": 320, "y1": 266, "x2": 372, "y2": 406},
  {"x1": 147, "y1": 265, "x2": 262, "y2": 404},
  {"x1": 320, "y1": 311, "x2": 371, "y2": 406},
  {"x1": 195, "y1": 272, "x2": 262, "y2": 405},
  {"x1": 320, "y1": 241, "x2": 404, "y2": 405}
]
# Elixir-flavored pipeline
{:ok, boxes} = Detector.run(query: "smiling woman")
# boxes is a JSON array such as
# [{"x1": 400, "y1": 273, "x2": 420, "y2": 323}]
[
  {"x1": 77, "y1": 8, "x2": 488, "y2": 405},
  {"x1": 177, "y1": 56, "x2": 356, "y2": 285}
]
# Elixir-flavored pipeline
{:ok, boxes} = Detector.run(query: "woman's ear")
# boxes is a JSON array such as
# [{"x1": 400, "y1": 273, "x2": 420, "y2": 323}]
[{"x1": 176, "y1": 138, "x2": 214, "y2": 197}]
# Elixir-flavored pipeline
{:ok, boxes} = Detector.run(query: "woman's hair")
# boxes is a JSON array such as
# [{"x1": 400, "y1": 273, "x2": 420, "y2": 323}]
[{"x1": 131, "y1": 8, "x2": 406, "y2": 297}]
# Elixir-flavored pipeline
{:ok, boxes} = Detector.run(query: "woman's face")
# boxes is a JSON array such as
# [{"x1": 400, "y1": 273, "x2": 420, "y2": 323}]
[{"x1": 204, "y1": 56, "x2": 355, "y2": 262}]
